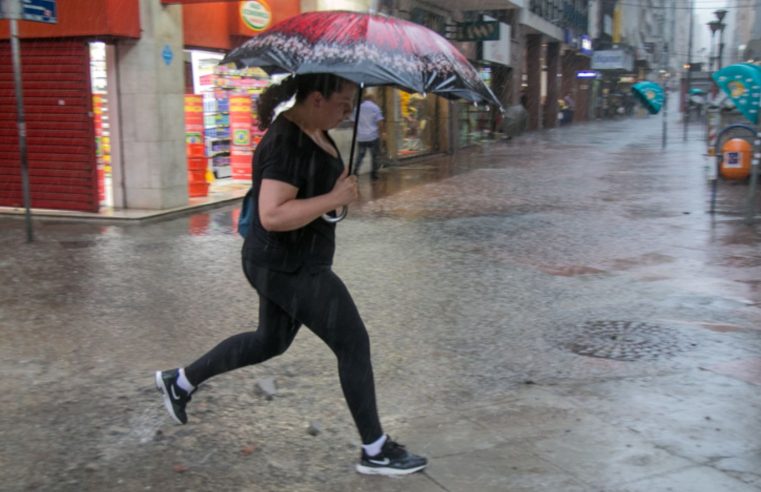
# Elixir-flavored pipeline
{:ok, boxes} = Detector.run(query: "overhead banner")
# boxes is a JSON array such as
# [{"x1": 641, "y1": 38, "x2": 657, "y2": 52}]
[
  {"x1": 454, "y1": 21, "x2": 499, "y2": 42},
  {"x1": 481, "y1": 16, "x2": 510, "y2": 67},
  {"x1": 591, "y1": 50, "x2": 634, "y2": 71}
]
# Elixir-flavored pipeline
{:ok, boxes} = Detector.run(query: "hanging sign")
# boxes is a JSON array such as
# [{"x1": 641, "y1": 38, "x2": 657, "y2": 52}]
[
  {"x1": 454, "y1": 21, "x2": 499, "y2": 42},
  {"x1": 576, "y1": 70, "x2": 599, "y2": 79},
  {"x1": 240, "y1": 0, "x2": 272, "y2": 32},
  {"x1": 22, "y1": 0, "x2": 56, "y2": 22},
  {"x1": 0, "y1": 0, "x2": 57, "y2": 23}
]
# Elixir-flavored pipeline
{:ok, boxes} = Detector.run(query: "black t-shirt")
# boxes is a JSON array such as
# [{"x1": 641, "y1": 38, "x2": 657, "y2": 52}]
[{"x1": 242, "y1": 115, "x2": 344, "y2": 272}]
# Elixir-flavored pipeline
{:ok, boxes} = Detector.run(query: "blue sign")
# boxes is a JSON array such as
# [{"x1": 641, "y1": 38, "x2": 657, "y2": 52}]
[
  {"x1": 580, "y1": 35, "x2": 593, "y2": 56},
  {"x1": 162, "y1": 45, "x2": 174, "y2": 66},
  {"x1": 576, "y1": 70, "x2": 599, "y2": 79},
  {"x1": 22, "y1": 0, "x2": 56, "y2": 23}
]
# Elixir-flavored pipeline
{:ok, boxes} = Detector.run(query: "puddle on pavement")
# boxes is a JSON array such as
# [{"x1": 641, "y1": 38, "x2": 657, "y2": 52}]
[
  {"x1": 536, "y1": 264, "x2": 607, "y2": 276},
  {"x1": 58, "y1": 240, "x2": 97, "y2": 249},
  {"x1": 719, "y1": 255, "x2": 761, "y2": 268}
]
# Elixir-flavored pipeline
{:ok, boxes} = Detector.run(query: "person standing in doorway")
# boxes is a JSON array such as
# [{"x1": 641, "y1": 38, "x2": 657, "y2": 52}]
[
  {"x1": 353, "y1": 94, "x2": 385, "y2": 181},
  {"x1": 154, "y1": 73, "x2": 426, "y2": 476}
]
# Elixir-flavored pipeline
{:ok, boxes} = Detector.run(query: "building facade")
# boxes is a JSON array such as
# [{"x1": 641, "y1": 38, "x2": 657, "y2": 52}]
[{"x1": 1, "y1": 0, "x2": 596, "y2": 215}]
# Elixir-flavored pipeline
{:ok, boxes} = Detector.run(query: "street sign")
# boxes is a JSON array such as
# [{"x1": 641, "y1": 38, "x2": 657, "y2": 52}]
[
  {"x1": 453, "y1": 21, "x2": 499, "y2": 42},
  {"x1": 0, "y1": 0, "x2": 57, "y2": 23},
  {"x1": 1, "y1": 0, "x2": 58, "y2": 242},
  {"x1": 576, "y1": 70, "x2": 599, "y2": 79},
  {"x1": 22, "y1": 0, "x2": 56, "y2": 23}
]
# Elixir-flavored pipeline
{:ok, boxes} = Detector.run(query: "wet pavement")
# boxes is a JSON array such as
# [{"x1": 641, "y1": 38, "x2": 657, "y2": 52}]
[{"x1": 1, "y1": 109, "x2": 761, "y2": 492}]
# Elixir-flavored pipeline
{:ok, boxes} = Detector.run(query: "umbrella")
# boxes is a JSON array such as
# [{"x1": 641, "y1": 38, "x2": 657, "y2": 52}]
[
  {"x1": 631, "y1": 81, "x2": 665, "y2": 115},
  {"x1": 222, "y1": 10, "x2": 500, "y2": 107},
  {"x1": 223, "y1": 10, "x2": 502, "y2": 222}
]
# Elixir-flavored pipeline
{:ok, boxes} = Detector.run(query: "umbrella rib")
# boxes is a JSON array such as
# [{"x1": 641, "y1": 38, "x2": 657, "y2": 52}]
[{"x1": 433, "y1": 75, "x2": 457, "y2": 91}]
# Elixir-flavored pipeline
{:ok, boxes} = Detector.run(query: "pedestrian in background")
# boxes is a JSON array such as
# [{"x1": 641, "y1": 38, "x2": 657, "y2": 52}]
[
  {"x1": 154, "y1": 73, "x2": 426, "y2": 477},
  {"x1": 562, "y1": 92, "x2": 575, "y2": 125},
  {"x1": 353, "y1": 94, "x2": 385, "y2": 180}
]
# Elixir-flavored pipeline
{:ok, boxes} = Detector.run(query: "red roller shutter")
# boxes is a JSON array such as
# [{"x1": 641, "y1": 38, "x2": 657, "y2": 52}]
[{"x1": 0, "y1": 39, "x2": 98, "y2": 212}]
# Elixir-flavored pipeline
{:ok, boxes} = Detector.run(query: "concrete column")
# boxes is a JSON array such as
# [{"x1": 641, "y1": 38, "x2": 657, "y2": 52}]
[
  {"x1": 492, "y1": 64, "x2": 512, "y2": 108},
  {"x1": 491, "y1": 64, "x2": 511, "y2": 133},
  {"x1": 561, "y1": 51, "x2": 575, "y2": 100},
  {"x1": 544, "y1": 42, "x2": 560, "y2": 129},
  {"x1": 114, "y1": 0, "x2": 187, "y2": 210},
  {"x1": 510, "y1": 28, "x2": 524, "y2": 106},
  {"x1": 525, "y1": 34, "x2": 542, "y2": 130},
  {"x1": 575, "y1": 56, "x2": 592, "y2": 121}
]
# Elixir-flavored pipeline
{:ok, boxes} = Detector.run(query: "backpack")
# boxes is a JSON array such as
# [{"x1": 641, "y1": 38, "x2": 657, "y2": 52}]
[{"x1": 237, "y1": 188, "x2": 254, "y2": 238}]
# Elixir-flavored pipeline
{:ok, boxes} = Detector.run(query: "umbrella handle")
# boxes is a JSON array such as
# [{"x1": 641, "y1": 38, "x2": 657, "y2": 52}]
[{"x1": 322, "y1": 206, "x2": 348, "y2": 223}]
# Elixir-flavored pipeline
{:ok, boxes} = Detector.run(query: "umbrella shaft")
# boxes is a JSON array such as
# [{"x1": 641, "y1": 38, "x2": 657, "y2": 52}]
[{"x1": 347, "y1": 85, "x2": 364, "y2": 175}]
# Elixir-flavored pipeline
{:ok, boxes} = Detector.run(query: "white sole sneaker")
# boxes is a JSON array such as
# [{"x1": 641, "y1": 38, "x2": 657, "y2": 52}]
[
  {"x1": 355, "y1": 463, "x2": 427, "y2": 476},
  {"x1": 155, "y1": 370, "x2": 184, "y2": 425}
]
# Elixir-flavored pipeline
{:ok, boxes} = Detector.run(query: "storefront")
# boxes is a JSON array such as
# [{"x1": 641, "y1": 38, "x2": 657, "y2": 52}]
[
  {"x1": 462, "y1": 17, "x2": 510, "y2": 146},
  {"x1": 0, "y1": 0, "x2": 140, "y2": 212},
  {"x1": 379, "y1": 5, "x2": 449, "y2": 161},
  {"x1": 181, "y1": 0, "x2": 299, "y2": 187},
  {"x1": 457, "y1": 65, "x2": 493, "y2": 146},
  {"x1": 590, "y1": 48, "x2": 636, "y2": 119},
  {"x1": 0, "y1": 0, "x2": 299, "y2": 213}
]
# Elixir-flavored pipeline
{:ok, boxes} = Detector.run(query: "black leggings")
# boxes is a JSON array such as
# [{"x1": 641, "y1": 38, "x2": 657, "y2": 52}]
[{"x1": 184, "y1": 259, "x2": 383, "y2": 444}]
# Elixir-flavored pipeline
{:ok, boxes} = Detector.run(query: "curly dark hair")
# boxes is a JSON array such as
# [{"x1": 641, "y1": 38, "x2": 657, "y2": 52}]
[{"x1": 256, "y1": 73, "x2": 352, "y2": 130}]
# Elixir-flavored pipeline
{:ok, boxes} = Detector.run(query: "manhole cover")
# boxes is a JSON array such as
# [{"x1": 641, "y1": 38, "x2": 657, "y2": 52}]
[{"x1": 550, "y1": 320, "x2": 693, "y2": 361}]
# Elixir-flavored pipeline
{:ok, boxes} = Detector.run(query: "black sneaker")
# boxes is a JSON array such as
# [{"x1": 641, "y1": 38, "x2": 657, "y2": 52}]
[
  {"x1": 356, "y1": 438, "x2": 427, "y2": 476},
  {"x1": 155, "y1": 369, "x2": 193, "y2": 424}
]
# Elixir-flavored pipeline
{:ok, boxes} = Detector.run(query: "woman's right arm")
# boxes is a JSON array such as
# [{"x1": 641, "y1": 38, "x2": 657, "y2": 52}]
[{"x1": 258, "y1": 166, "x2": 358, "y2": 232}]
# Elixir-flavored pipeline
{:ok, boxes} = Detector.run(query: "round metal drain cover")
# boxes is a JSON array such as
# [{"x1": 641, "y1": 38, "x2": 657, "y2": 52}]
[{"x1": 551, "y1": 320, "x2": 692, "y2": 361}]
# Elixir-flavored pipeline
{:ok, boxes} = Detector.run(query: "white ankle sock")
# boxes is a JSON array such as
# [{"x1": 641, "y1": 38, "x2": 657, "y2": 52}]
[
  {"x1": 362, "y1": 434, "x2": 387, "y2": 457},
  {"x1": 177, "y1": 368, "x2": 195, "y2": 393}
]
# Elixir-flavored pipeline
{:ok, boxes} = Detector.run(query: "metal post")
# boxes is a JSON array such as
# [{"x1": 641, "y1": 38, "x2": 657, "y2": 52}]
[
  {"x1": 746, "y1": 129, "x2": 761, "y2": 224},
  {"x1": 347, "y1": 84, "x2": 364, "y2": 176},
  {"x1": 662, "y1": 90, "x2": 668, "y2": 149},
  {"x1": 9, "y1": 16, "x2": 34, "y2": 242},
  {"x1": 684, "y1": 0, "x2": 694, "y2": 142}
]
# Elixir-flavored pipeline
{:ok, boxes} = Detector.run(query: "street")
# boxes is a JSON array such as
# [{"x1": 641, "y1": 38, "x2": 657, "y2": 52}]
[{"x1": 1, "y1": 111, "x2": 760, "y2": 492}]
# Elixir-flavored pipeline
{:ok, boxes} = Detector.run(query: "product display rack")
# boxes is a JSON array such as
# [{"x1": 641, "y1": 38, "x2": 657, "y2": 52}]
[
  {"x1": 204, "y1": 93, "x2": 232, "y2": 178},
  {"x1": 201, "y1": 66, "x2": 269, "y2": 181}
]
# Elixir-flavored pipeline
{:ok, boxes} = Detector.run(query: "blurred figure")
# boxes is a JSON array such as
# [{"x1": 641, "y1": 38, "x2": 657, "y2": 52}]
[
  {"x1": 562, "y1": 92, "x2": 575, "y2": 124},
  {"x1": 353, "y1": 94, "x2": 385, "y2": 180}
]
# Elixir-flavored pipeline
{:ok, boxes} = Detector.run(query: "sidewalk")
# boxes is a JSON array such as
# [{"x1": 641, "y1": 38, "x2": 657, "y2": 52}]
[{"x1": 0, "y1": 179, "x2": 250, "y2": 222}]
